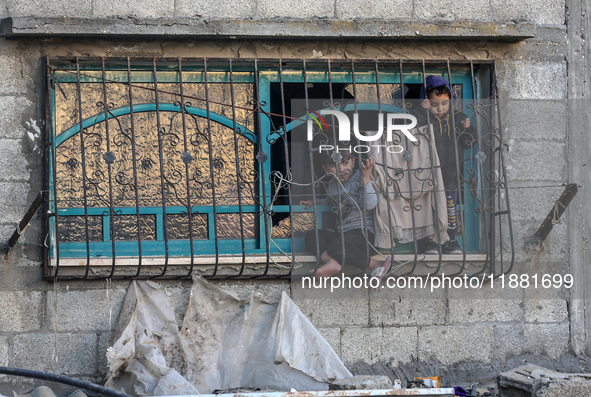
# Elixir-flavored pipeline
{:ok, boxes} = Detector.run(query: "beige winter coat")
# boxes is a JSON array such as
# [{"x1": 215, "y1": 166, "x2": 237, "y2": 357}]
[{"x1": 370, "y1": 124, "x2": 449, "y2": 248}]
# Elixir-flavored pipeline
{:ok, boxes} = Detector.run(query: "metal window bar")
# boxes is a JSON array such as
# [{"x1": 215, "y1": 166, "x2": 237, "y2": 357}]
[{"x1": 44, "y1": 57, "x2": 514, "y2": 280}]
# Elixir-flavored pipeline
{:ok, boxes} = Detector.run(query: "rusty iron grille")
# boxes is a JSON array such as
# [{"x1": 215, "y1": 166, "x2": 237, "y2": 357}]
[{"x1": 44, "y1": 57, "x2": 514, "y2": 280}]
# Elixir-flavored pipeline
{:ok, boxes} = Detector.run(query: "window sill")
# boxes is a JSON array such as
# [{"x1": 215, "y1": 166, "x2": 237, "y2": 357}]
[{"x1": 46, "y1": 253, "x2": 489, "y2": 280}]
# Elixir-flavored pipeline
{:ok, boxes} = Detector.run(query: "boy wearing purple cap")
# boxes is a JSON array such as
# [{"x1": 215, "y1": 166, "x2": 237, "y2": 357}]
[{"x1": 416, "y1": 75, "x2": 475, "y2": 254}]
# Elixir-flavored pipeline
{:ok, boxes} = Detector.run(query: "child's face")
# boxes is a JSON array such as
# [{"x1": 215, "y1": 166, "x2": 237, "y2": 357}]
[
  {"x1": 427, "y1": 92, "x2": 450, "y2": 118},
  {"x1": 323, "y1": 155, "x2": 356, "y2": 182}
]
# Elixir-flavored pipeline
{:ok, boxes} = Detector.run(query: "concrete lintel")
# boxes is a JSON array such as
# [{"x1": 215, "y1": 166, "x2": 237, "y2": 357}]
[{"x1": 0, "y1": 17, "x2": 536, "y2": 41}]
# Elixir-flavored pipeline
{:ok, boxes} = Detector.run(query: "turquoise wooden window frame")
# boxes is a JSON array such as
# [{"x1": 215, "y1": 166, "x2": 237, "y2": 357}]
[{"x1": 48, "y1": 60, "x2": 483, "y2": 261}]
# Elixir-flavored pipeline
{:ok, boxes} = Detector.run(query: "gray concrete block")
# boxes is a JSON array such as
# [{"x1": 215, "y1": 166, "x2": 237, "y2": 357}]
[
  {"x1": 291, "y1": 283, "x2": 369, "y2": 327},
  {"x1": 502, "y1": 219, "x2": 569, "y2": 264},
  {"x1": 0, "y1": 224, "x2": 16, "y2": 245},
  {"x1": 381, "y1": 326, "x2": 418, "y2": 365},
  {"x1": 176, "y1": 0, "x2": 255, "y2": 18},
  {"x1": 0, "y1": 336, "x2": 8, "y2": 366},
  {"x1": 419, "y1": 325, "x2": 494, "y2": 365},
  {"x1": 93, "y1": 0, "x2": 173, "y2": 18},
  {"x1": 0, "y1": 56, "x2": 30, "y2": 95},
  {"x1": 525, "y1": 297, "x2": 568, "y2": 323},
  {"x1": 6, "y1": 0, "x2": 91, "y2": 17},
  {"x1": 213, "y1": 279, "x2": 289, "y2": 302},
  {"x1": 162, "y1": 282, "x2": 192, "y2": 326},
  {"x1": 448, "y1": 288, "x2": 522, "y2": 325},
  {"x1": 330, "y1": 375, "x2": 393, "y2": 390},
  {"x1": 491, "y1": 0, "x2": 565, "y2": 25},
  {"x1": 0, "y1": 96, "x2": 35, "y2": 140},
  {"x1": 341, "y1": 326, "x2": 417, "y2": 365},
  {"x1": 505, "y1": 140, "x2": 565, "y2": 182},
  {"x1": 0, "y1": 139, "x2": 28, "y2": 181},
  {"x1": 341, "y1": 327, "x2": 381, "y2": 364},
  {"x1": 449, "y1": 298, "x2": 523, "y2": 323},
  {"x1": 98, "y1": 331, "x2": 115, "y2": 376},
  {"x1": 537, "y1": 378, "x2": 591, "y2": 397},
  {"x1": 508, "y1": 182, "x2": 567, "y2": 221},
  {"x1": 258, "y1": 0, "x2": 334, "y2": 18},
  {"x1": 336, "y1": 0, "x2": 412, "y2": 19},
  {"x1": 503, "y1": 100, "x2": 567, "y2": 141},
  {"x1": 499, "y1": 61, "x2": 567, "y2": 100},
  {"x1": 317, "y1": 327, "x2": 341, "y2": 357},
  {"x1": 414, "y1": 0, "x2": 490, "y2": 21},
  {"x1": 0, "y1": 291, "x2": 42, "y2": 332},
  {"x1": 13, "y1": 333, "x2": 98, "y2": 375},
  {"x1": 46, "y1": 287, "x2": 127, "y2": 332},
  {"x1": 370, "y1": 287, "x2": 446, "y2": 326},
  {"x1": 0, "y1": 182, "x2": 30, "y2": 224},
  {"x1": 494, "y1": 323, "x2": 569, "y2": 361},
  {"x1": 524, "y1": 287, "x2": 568, "y2": 324}
]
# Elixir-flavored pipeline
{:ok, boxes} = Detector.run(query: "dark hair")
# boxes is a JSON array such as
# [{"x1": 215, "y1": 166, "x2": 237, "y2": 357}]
[{"x1": 426, "y1": 85, "x2": 451, "y2": 99}]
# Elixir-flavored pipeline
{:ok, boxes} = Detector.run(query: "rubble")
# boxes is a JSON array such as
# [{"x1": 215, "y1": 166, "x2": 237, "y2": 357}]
[
  {"x1": 498, "y1": 364, "x2": 591, "y2": 397},
  {"x1": 329, "y1": 375, "x2": 394, "y2": 390}
]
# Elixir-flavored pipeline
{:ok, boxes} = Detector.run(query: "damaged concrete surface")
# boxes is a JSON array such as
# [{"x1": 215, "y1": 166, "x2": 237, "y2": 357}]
[
  {"x1": 498, "y1": 364, "x2": 591, "y2": 397},
  {"x1": 0, "y1": 17, "x2": 536, "y2": 40}
]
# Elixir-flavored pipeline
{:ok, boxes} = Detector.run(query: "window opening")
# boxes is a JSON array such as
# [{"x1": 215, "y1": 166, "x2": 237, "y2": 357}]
[{"x1": 45, "y1": 57, "x2": 513, "y2": 280}]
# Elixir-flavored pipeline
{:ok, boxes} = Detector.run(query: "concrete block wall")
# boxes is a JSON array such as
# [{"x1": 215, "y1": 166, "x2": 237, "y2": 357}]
[
  {"x1": 0, "y1": 0, "x2": 566, "y2": 25},
  {"x1": 0, "y1": 0, "x2": 585, "y2": 392}
]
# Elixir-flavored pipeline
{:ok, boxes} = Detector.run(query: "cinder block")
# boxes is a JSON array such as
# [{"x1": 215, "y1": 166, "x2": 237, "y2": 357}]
[
  {"x1": 93, "y1": 0, "x2": 173, "y2": 18},
  {"x1": 98, "y1": 331, "x2": 115, "y2": 376},
  {"x1": 414, "y1": 0, "x2": 490, "y2": 21},
  {"x1": 163, "y1": 283, "x2": 192, "y2": 326},
  {"x1": 336, "y1": 0, "x2": 412, "y2": 19},
  {"x1": 525, "y1": 298, "x2": 568, "y2": 323},
  {"x1": 0, "y1": 96, "x2": 35, "y2": 140},
  {"x1": 449, "y1": 298, "x2": 523, "y2": 323},
  {"x1": 381, "y1": 326, "x2": 418, "y2": 365},
  {"x1": 291, "y1": 282, "x2": 369, "y2": 327},
  {"x1": 213, "y1": 279, "x2": 289, "y2": 302},
  {"x1": 505, "y1": 140, "x2": 565, "y2": 182},
  {"x1": 6, "y1": 0, "x2": 91, "y2": 17},
  {"x1": 46, "y1": 288, "x2": 127, "y2": 332},
  {"x1": 0, "y1": 56, "x2": 29, "y2": 95},
  {"x1": 13, "y1": 333, "x2": 98, "y2": 375},
  {"x1": 0, "y1": 182, "x2": 30, "y2": 224},
  {"x1": 340, "y1": 327, "x2": 381, "y2": 364},
  {"x1": 494, "y1": 323, "x2": 569, "y2": 361},
  {"x1": 419, "y1": 325, "x2": 494, "y2": 365},
  {"x1": 448, "y1": 284, "x2": 523, "y2": 323},
  {"x1": 537, "y1": 379, "x2": 591, "y2": 397},
  {"x1": 330, "y1": 375, "x2": 392, "y2": 390},
  {"x1": 525, "y1": 288, "x2": 568, "y2": 323},
  {"x1": 499, "y1": 61, "x2": 567, "y2": 100},
  {"x1": 0, "y1": 336, "x2": 8, "y2": 366},
  {"x1": 492, "y1": 0, "x2": 565, "y2": 25},
  {"x1": 501, "y1": 219, "x2": 569, "y2": 264},
  {"x1": 176, "y1": 0, "x2": 255, "y2": 18},
  {"x1": 0, "y1": 291, "x2": 42, "y2": 332},
  {"x1": 317, "y1": 327, "x2": 341, "y2": 357},
  {"x1": 370, "y1": 286, "x2": 446, "y2": 326},
  {"x1": 341, "y1": 326, "x2": 418, "y2": 365},
  {"x1": 258, "y1": 0, "x2": 334, "y2": 18},
  {"x1": 0, "y1": 224, "x2": 16, "y2": 245},
  {"x1": 503, "y1": 100, "x2": 567, "y2": 141},
  {"x1": 0, "y1": 139, "x2": 28, "y2": 181},
  {"x1": 508, "y1": 182, "x2": 567, "y2": 221}
]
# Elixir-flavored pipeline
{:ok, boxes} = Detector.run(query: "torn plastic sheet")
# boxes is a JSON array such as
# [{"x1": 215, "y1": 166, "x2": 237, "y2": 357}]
[
  {"x1": 105, "y1": 280, "x2": 198, "y2": 396},
  {"x1": 105, "y1": 277, "x2": 351, "y2": 395}
]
